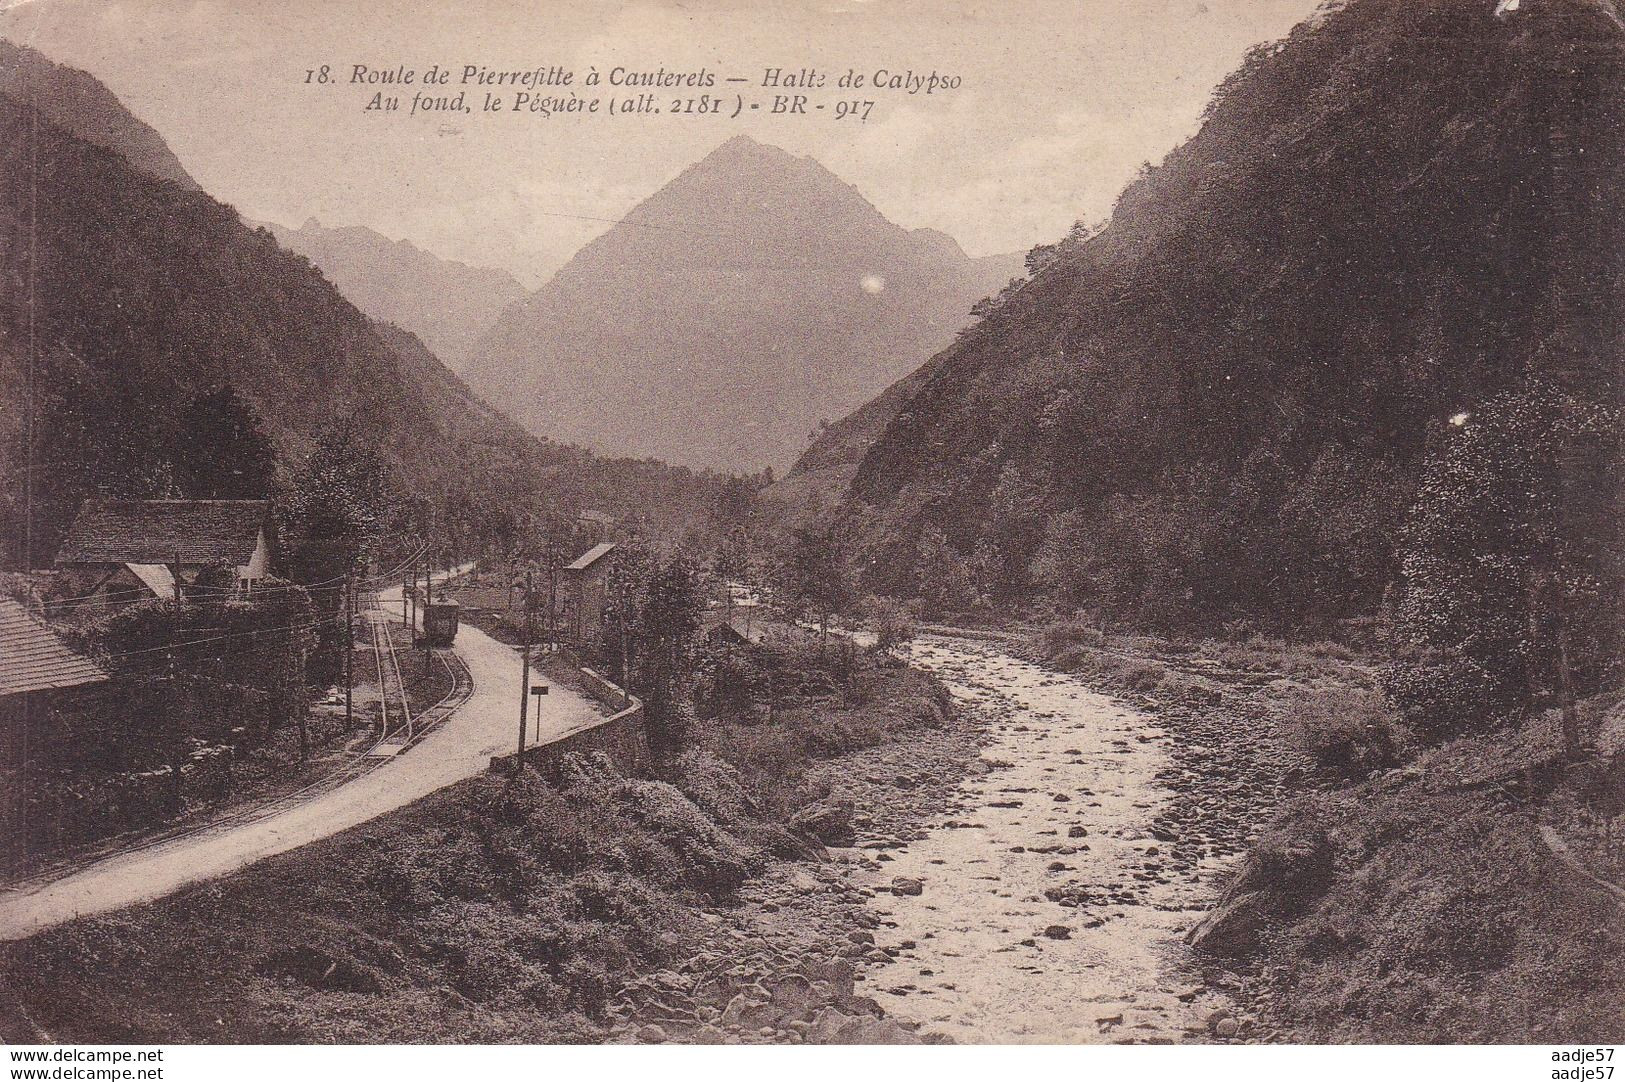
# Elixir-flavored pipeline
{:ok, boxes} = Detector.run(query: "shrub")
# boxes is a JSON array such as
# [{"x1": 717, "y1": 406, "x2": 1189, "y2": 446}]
[
  {"x1": 696, "y1": 642, "x2": 762, "y2": 719},
  {"x1": 1118, "y1": 660, "x2": 1168, "y2": 693},
  {"x1": 859, "y1": 595, "x2": 917, "y2": 655},
  {"x1": 1282, "y1": 685, "x2": 1407, "y2": 779},
  {"x1": 1040, "y1": 618, "x2": 1104, "y2": 656}
]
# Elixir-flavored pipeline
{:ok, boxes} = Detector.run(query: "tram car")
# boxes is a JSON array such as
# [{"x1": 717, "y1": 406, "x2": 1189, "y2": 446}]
[{"x1": 421, "y1": 600, "x2": 460, "y2": 647}]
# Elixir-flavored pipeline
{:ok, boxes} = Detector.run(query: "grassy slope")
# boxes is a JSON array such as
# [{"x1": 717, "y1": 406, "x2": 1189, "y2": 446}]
[
  {"x1": 1253, "y1": 725, "x2": 1625, "y2": 1044},
  {"x1": 1, "y1": 761, "x2": 730, "y2": 1042},
  {"x1": 0, "y1": 645, "x2": 955, "y2": 1044}
]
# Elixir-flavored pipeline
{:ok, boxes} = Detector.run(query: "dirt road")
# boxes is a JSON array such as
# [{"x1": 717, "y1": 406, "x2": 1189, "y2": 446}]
[{"x1": 0, "y1": 570, "x2": 602, "y2": 942}]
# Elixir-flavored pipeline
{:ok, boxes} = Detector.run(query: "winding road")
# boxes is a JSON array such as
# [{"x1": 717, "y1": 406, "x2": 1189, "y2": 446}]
[{"x1": 0, "y1": 567, "x2": 602, "y2": 943}]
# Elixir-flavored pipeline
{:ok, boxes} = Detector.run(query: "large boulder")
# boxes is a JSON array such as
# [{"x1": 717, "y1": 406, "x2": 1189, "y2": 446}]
[
  {"x1": 1186, "y1": 827, "x2": 1335, "y2": 958},
  {"x1": 790, "y1": 800, "x2": 857, "y2": 847},
  {"x1": 1185, "y1": 889, "x2": 1273, "y2": 957}
]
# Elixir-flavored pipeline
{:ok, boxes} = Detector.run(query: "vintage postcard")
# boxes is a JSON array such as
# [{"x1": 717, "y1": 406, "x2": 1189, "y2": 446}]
[{"x1": 0, "y1": 0, "x2": 1619, "y2": 1073}]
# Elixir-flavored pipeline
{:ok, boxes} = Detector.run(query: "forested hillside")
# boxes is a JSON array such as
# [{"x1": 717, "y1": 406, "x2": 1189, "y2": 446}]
[
  {"x1": 0, "y1": 39, "x2": 196, "y2": 190},
  {"x1": 0, "y1": 85, "x2": 726, "y2": 569},
  {"x1": 813, "y1": 0, "x2": 1622, "y2": 632}
]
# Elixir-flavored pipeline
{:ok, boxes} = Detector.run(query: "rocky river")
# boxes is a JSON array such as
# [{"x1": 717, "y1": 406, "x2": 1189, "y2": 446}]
[{"x1": 609, "y1": 633, "x2": 1296, "y2": 1044}]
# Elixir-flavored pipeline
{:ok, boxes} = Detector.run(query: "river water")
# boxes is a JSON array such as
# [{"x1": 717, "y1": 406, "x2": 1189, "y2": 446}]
[{"x1": 859, "y1": 635, "x2": 1225, "y2": 1043}]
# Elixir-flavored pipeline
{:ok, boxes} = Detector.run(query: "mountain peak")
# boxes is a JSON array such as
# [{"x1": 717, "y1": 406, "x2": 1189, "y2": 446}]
[
  {"x1": 464, "y1": 143, "x2": 1009, "y2": 472},
  {"x1": 0, "y1": 38, "x2": 198, "y2": 191},
  {"x1": 709, "y1": 132, "x2": 785, "y2": 159}
]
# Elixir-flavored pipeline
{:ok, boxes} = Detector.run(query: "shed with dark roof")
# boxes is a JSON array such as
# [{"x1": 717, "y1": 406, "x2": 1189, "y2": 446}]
[
  {"x1": 559, "y1": 542, "x2": 620, "y2": 647},
  {"x1": 54, "y1": 499, "x2": 275, "y2": 602},
  {"x1": 1, "y1": 596, "x2": 116, "y2": 876}
]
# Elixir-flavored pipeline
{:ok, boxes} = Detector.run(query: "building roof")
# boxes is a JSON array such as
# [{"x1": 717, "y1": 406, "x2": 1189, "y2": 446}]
[
  {"x1": 0, "y1": 597, "x2": 109, "y2": 696},
  {"x1": 124, "y1": 562, "x2": 177, "y2": 599},
  {"x1": 564, "y1": 541, "x2": 618, "y2": 571},
  {"x1": 55, "y1": 500, "x2": 269, "y2": 567},
  {"x1": 701, "y1": 607, "x2": 771, "y2": 644}
]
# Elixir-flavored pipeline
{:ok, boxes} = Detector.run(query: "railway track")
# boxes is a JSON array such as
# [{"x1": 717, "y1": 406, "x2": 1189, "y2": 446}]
[
  {"x1": 366, "y1": 604, "x2": 417, "y2": 754},
  {"x1": 0, "y1": 599, "x2": 474, "y2": 896}
]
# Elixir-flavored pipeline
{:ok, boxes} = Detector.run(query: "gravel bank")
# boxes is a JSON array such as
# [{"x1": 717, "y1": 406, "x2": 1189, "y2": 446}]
[{"x1": 610, "y1": 634, "x2": 1303, "y2": 1044}]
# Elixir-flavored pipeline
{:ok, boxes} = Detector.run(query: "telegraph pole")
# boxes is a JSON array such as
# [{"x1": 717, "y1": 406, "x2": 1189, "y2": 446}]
[
  {"x1": 548, "y1": 552, "x2": 559, "y2": 655},
  {"x1": 516, "y1": 569, "x2": 533, "y2": 769},
  {"x1": 343, "y1": 571, "x2": 354, "y2": 734},
  {"x1": 421, "y1": 563, "x2": 432, "y2": 669},
  {"x1": 618, "y1": 575, "x2": 632, "y2": 710}
]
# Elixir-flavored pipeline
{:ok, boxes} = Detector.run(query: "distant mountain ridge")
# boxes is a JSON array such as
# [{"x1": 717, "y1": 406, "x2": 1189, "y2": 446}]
[
  {"x1": 0, "y1": 38, "x2": 197, "y2": 190},
  {"x1": 263, "y1": 219, "x2": 528, "y2": 372},
  {"x1": 464, "y1": 135, "x2": 1021, "y2": 473}
]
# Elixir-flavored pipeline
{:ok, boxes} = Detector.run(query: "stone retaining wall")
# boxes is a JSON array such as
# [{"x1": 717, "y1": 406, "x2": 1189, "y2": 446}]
[{"x1": 489, "y1": 662, "x2": 647, "y2": 781}]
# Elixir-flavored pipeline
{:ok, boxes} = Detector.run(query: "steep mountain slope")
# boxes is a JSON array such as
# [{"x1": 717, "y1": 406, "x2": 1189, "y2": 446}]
[
  {"x1": 764, "y1": 350, "x2": 950, "y2": 529},
  {"x1": 465, "y1": 135, "x2": 1020, "y2": 473},
  {"x1": 815, "y1": 0, "x2": 1623, "y2": 627},
  {"x1": 263, "y1": 219, "x2": 528, "y2": 372},
  {"x1": 0, "y1": 83, "x2": 721, "y2": 568},
  {"x1": 0, "y1": 39, "x2": 197, "y2": 190}
]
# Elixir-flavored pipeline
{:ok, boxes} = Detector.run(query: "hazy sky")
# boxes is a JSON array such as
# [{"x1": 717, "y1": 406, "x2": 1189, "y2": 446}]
[{"x1": 1, "y1": 0, "x2": 1319, "y2": 286}]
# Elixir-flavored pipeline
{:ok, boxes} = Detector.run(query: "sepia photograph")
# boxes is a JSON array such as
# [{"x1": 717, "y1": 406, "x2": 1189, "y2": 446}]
[{"x1": 0, "y1": 0, "x2": 1620, "y2": 1073}]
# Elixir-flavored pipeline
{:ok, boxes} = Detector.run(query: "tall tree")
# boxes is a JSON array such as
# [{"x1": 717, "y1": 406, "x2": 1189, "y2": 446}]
[
  {"x1": 172, "y1": 386, "x2": 275, "y2": 499},
  {"x1": 914, "y1": 525, "x2": 977, "y2": 618},
  {"x1": 778, "y1": 521, "x2": 855, "y2": 646},
  {"x1": 283, "y1": 424, "x2": 390, "y2": 585},
  {"x1": 632, "y1": 555, "x2": 705, "y2": 759},
  {"x1": 1383, "y1": 383, "x2": 1619, "y2": 748}
]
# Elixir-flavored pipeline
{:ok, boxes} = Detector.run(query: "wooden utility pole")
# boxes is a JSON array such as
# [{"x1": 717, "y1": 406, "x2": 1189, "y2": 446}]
[
  {"x1": 422, "y1": 563, "x2": 432, "y2": 669},
  {"x1": 619, "y1": 597, "x2": 631, "y2": 710},
  {"x1": 516, "y1": 569, "x2": 533, "y2": 769},
  {"x1": 547, "y1": 545, "x2": 559, "y2": 654},
  {"x1": 402, "y1": 573, "x2": 408, "y2": 623},
  {"x1": 343, "y1": 572, "x2": 354, "y2": 735}
]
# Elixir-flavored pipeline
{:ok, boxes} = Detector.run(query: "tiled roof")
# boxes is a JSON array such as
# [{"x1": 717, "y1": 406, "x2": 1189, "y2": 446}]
[
  {"x1": 55, "y1": 500, "x2": 268, "y2": 566},
  {"x1": 564, "y1": 542, "x2": 618, "y2": 571},
  {"x1": 0, "y1": 597, "x2": 108, "y2": 696}
]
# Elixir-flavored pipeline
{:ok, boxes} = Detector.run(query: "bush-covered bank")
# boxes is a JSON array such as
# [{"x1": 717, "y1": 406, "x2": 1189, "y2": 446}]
[
  {"x1": 696, "y1": 633, "x2": 954, "y2": 820},
  {"x1": 1024, "y1": 620, "x2": 1625, "y2": 1043},
  {"x1": 0, "y1": 637, "x2": 961, "y2": 1044},
  {"x1": 0, "y1": 751, "x2": 784, "y2": 1043},
  {"x1": 1223, "y1": 712, "x2": 1625, "y2": 1044}
]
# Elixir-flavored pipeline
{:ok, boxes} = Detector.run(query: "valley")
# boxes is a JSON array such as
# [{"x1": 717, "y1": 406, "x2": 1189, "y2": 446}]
[{"x1": 0, "y1": 0, "x2": 1620, "y2": 1057}]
